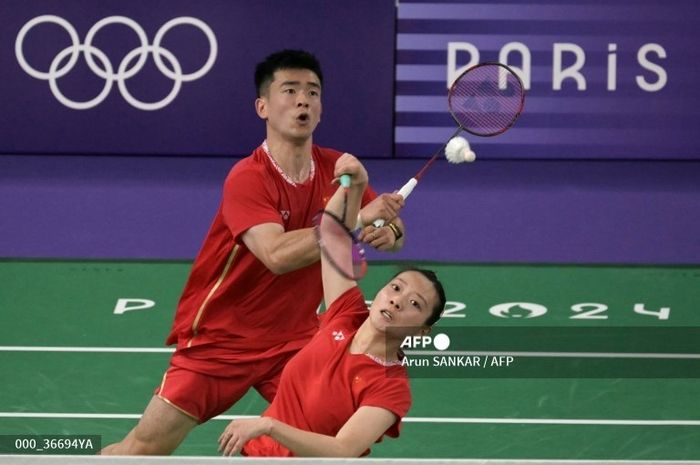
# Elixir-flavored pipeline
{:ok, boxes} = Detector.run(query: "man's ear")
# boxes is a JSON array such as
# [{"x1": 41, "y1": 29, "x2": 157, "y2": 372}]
[{"x1": 255, "y1": 97, "x2": 267, "y2": 120}]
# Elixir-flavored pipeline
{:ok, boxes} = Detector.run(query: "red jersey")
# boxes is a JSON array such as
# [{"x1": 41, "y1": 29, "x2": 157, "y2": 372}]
[
  {"x1": 166, "y1": 144, "x2": 376, "y2": 369},
  {"x1": 243, "y1": 287, "x2": 412, "y2": 457}
]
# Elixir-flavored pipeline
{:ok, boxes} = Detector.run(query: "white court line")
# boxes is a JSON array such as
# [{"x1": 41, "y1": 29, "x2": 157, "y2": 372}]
[
  {"x1": 0, "y1": 346, "x2": 174, "y2": 353},
  {"x1": 1, "y1": 346, "x2": 699, "y2": 359},
  {"x1": 408, "y1": 350, "x2": 700, "y2": 359},
  {"x1": 1, "y1": 457, "x2": 699, "y2": 465},
  {"x1": 1, "y1": 412, "x2": 699, "y2": 426}
]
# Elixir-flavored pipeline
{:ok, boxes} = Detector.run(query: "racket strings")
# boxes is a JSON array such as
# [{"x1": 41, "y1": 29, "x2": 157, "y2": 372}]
[
  {"x1": 449, "y1": 64, "x2": 524, "y2": 136},
  {"x1": 314, "y1": 210, "x2": 368, "y2": 280}
]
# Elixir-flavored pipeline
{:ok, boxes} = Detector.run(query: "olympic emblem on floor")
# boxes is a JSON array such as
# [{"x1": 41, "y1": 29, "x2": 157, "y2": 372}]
[{"x1": 15, "y1": 15, "x2": 218, "y2": 111}]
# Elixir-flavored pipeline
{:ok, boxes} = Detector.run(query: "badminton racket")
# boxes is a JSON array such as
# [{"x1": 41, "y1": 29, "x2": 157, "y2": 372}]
[
  {"x1": 314, "y1": 174, "x2": 368, "y2": 280},
  {"x1": 374, "y1": 62, "x2": 525, "y2": 227}
]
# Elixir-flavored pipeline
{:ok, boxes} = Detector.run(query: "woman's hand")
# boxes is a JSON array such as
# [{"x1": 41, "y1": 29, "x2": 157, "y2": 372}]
[
  {"x1": 334, "y1": 153, "x2": 368, "y2": 186},
  {"x1": 218, "y1": 417, "x2": 272, "y2": 456}
]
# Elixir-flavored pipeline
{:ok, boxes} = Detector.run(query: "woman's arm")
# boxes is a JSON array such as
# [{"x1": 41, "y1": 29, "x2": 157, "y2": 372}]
[
  {"x1": 218, "y1": 406, "x2": 396, "y2": 457},
  {"x1": 319, "y1": 154, "x2": 368, "y2": 307}
]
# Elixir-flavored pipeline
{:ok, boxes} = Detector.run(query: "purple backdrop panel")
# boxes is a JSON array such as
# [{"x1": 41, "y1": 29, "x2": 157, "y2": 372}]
[
  {"x1": 0, "y1": 0, "x2": 395, "y2": 157},
  {"x1": 1, "y1": 155, "x2": 699, "y2": 264},
  {"x1": 396, "y1": 0, "x2": 700, "y2": 160}
]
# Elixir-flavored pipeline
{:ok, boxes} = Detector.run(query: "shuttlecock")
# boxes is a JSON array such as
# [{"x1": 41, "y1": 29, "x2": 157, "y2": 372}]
[{"x1": 444, "y1": 136, "x2": 476, "y2": 163}]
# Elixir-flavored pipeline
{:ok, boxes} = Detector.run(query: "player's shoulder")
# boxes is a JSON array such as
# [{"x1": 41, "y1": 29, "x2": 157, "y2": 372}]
[
  {"x1": 226, "y1": 147, "x2": 269, "y2": 183},
  {"x1": 320, "y1": 286, "x2": 368, "y2": 327}
]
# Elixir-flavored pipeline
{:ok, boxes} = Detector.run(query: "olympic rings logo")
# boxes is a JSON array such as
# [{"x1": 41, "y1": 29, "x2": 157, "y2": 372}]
[{"x1": 15, "y1": 15, "x2": 218, "y2": 111}]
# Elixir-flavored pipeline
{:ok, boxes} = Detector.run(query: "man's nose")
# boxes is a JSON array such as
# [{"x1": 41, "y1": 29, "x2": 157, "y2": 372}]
[{"x1": 296, "y1": 92, "x2": 310, "y2": 107}]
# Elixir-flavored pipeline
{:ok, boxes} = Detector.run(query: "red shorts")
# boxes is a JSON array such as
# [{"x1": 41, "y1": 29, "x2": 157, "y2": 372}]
[{"x1": 154, "y1": 348, "x2": 297, "y2": 423}]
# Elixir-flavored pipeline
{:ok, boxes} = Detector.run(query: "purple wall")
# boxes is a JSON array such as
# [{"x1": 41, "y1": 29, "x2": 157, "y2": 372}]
[{"x1": 1, "y1": 155, "x2": 698, "y2": 264}]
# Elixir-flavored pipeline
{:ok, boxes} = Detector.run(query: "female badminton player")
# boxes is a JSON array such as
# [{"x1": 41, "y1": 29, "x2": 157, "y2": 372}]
[{"x1": 218, "y1": 153, "x2": 446, "y2": 457}]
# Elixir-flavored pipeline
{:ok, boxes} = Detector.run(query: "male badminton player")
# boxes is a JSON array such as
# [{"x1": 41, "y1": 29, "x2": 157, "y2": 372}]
[{"x1": 102, "y1": 49, "x2": 406, "y2": 455}]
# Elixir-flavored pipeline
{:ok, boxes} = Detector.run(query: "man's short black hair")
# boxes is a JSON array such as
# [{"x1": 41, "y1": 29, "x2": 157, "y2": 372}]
[{"x1": 255, "y1": 49, "x2": 323, "y2": 97}]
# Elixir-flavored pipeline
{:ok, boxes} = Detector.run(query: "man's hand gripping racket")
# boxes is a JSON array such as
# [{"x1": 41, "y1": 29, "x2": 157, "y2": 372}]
[{"x1": 374, "y1": 62, "x2": 525, "y2": 227}]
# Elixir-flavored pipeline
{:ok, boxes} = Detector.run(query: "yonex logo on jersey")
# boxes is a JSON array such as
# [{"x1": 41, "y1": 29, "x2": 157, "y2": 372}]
[
  {"x1": 332, "y1": 330, "x2": 345, "y2": 341},
  {"x1": 280, "y1": 210, "x2": 290, "y2": 221},
  {"x1": 15, "y1": 15, "x2": 218, "y2": 110}
]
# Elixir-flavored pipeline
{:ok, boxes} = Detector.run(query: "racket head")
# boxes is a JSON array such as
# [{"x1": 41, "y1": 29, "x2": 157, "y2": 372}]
[
  {"x1": 448, "y1": 62, "x2": 525, "y2": 137},
  {"x1": 313, "y1": 210, "x2": 368, "y2": 281}
]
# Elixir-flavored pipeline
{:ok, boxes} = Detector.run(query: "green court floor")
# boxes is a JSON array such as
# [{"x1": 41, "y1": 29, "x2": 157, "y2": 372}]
[{"x1": 1, "y1": 260, "x2": 699, "y2": 459}]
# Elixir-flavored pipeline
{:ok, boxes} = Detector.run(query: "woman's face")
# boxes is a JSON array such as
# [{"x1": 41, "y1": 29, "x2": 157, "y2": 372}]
[{"x1": 369, "y1": 270, "x2": 438, "y2": 336}]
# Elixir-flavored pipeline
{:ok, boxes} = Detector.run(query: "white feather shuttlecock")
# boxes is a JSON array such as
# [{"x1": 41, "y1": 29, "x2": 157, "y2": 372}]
[{"x1": 444, "y1": 136, "x2": 476, "y2": 163}]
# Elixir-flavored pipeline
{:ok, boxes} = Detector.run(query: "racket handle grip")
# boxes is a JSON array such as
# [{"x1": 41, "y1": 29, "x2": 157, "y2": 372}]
[
  {"x1": 396, "y1": 177, "x2": 418, "y2": 199},
  {"x1": 339, "y1": 174, "x2": 351, "y2": 188},
  {"x1": 372, "y1": 178, "x2": 418, "y2": 228}
]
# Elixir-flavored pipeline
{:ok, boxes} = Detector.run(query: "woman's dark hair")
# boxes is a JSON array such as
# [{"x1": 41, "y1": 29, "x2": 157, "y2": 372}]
[{"x1": 255, "y1": 49, "x2": 323, "y2": 97}]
